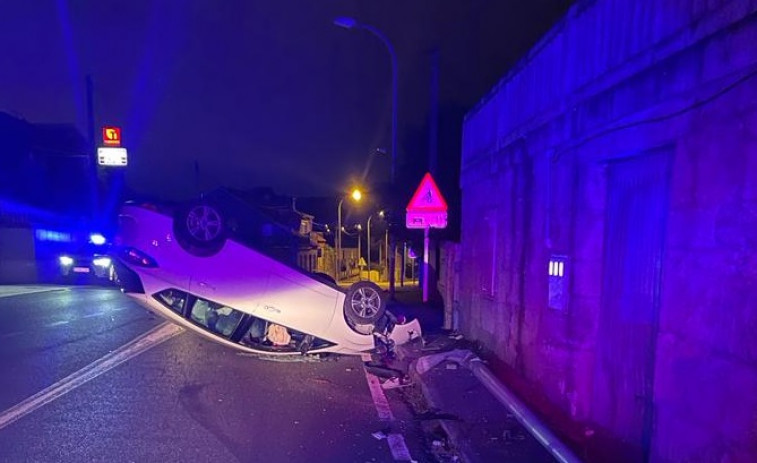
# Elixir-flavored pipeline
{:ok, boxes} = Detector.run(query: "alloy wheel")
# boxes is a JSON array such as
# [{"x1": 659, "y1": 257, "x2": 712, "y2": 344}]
[{"x1": 186, "y1": 205, "x2": 222, "y2": 242}]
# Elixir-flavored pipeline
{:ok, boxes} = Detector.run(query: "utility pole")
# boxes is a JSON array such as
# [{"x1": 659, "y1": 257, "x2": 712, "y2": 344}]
[
  {"x1": 428, "y1": 48, "x2": 439, "y2": 177},
  {"x1": 194, "y1": 160, "x2": 201, "y2": 195},
  {"x1": 333, "y1": 17, "x2": 399, "y2": 299}
]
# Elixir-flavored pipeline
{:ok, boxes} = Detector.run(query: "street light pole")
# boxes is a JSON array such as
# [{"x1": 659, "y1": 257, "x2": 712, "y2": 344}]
[
  {"x1": 356, "y1": 224, "x2": 362, "y2": 281},
  {"x1": 333, "y1": 17, "x2": 397, "y2": 181},
  {"x1": 334, "y1": 16, "x2": 398, "y2": 297},
  {"x1": 336, "y1": 198, "x2": 344, "y2": 283},
  {"x1": 366, "y1": 210, "x2": 385, "y2": 283},
  {"x1": 385, "y1": 229, "x2": 389, "y2": 282},
  {"x1": 367, "y1": 215, "x2": 372, "y2": 281},
  {"x1": 336, "y1": 188, "x2": 362, "y2": 284}
]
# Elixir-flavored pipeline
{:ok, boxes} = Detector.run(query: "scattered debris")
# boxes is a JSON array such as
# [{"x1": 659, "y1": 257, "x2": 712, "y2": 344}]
[
  {"x1": 371, "y1": 426, "x2": 394, "y2": 441},
  {"x1": 413, "y1": 349, "x2": 477, "y2": 375},
  {"x1": 502, "y1": 429, "x2": 527, "y2": 441},
  {"x1": 388, "y1": 318, "x2": 423, "y2": 345},
  {"x1": 414, "y1": 411, "x2": 461, "y2": 421},
  {"x1": 364, "y1": 362, "x2": 404, "y2": 379},
  {"x1": 381, "y1": 376, "x2": 412, "y2": 390}
]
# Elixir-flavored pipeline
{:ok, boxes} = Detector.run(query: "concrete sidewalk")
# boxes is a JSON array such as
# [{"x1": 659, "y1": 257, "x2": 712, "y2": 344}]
[{"x1": 379, "y1": 288, "x2": 562, "y2": 463}]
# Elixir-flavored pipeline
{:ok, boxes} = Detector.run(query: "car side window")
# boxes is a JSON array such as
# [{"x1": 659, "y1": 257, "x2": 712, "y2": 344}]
[
  {"x1": 239, "y1": 315, "x2": 334, "y2": 353},
  {"x1": 155, "y1": 289, "x2": 188, "y2": 315},
  {"x1": 189, "y1": 297, "x2": 244, "y2": 338}
]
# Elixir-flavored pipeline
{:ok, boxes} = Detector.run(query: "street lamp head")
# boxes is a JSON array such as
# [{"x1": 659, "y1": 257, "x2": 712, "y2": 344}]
[
  {"x1": 356, "y1": 224, "x2": 362, "y2": 231},
  {"x1": 378, "y1": 210, "x2": 385, "y2": 218},
  {"x1": 333, "y1": 17, "x2": 358, "y2": 29},
  {"x1": 351, "y1": 188, "x2": 362, "y2": 202}
]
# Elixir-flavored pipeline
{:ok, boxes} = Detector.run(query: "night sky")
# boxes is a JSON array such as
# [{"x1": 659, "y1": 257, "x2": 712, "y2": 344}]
[{"x1": 1, "y1": 1, "x2": 572, "y2": 201}]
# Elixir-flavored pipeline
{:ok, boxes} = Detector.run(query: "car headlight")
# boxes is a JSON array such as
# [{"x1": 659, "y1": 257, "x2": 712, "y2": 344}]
[
  {"x1": 93, "y1": 257, "x2": 112, "y2": 268},
  {"x1": 59, "y1": 255, "x2": 74, "y2": 266},
  {"x1": 90, "y1": 233, "x2": 107, "y2": 245}
]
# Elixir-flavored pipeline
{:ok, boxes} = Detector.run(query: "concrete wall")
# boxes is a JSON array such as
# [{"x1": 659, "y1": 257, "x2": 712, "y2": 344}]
[
  {"x1": 459, "y1": 1, "x2": 757, "y2": 461},
  {"x1": 0, "y1": 227, "x2": 37, "y2": 283}
]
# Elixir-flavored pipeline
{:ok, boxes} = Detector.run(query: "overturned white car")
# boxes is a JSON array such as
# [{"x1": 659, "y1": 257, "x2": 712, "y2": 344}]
[{"x1": 112, "y1": 201, "x2": 420, "y2": 357}]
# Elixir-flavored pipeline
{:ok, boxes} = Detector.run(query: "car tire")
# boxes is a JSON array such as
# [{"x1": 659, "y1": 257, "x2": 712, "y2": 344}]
[
  {"x1": 344, "y1": 281, "x2": 386, "y2": 325},
  {"x1": 173, "y1": 201, "x2": 227, "y2": 257}
]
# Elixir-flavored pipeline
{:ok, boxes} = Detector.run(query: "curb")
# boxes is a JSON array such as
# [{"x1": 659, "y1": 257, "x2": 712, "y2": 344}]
[
  {"x1": 402, "y1": 345, "x2": 584, "y2": 463},
  {"x1": 406, "y1": 360, "x2": 475, "y2": 462}
]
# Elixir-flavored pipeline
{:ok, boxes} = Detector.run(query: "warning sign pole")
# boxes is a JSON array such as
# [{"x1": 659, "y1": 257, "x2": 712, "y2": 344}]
[{"x1": 423, "y1": 226, "x2": 430, "y2": 302}]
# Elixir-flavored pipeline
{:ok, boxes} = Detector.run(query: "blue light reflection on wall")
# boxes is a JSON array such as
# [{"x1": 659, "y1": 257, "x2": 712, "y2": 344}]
[{"x1": 35, "y1": 229, "x2": 73, "y2": 243}]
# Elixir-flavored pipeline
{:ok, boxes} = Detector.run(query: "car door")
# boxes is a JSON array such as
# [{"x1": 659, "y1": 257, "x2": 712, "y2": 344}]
[
  {"x1": 255, "y1": 259, "x2": 340, "y2": 338},
  {"x1": 186, "y1": 239, "x2": 274, "y2": 316}
]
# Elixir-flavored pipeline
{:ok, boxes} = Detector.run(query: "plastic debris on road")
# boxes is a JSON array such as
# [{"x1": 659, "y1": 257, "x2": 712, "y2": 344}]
[
  {"x1": 381, "y1": 376, "x2": 412, "y2": 390},
  {"x1": 413, "y1": 349, "x2": 477, "y2": 375}
]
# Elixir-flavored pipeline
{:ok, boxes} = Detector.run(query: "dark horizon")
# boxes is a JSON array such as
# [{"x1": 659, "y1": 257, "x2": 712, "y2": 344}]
[{"x1": 0, "y1": 1, "x2": 573, "y2": 201}]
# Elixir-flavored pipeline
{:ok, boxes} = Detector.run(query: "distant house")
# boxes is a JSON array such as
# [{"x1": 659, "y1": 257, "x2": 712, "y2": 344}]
[{"x1": 289, "y1": 195, "x2": 372, "y2": 280}]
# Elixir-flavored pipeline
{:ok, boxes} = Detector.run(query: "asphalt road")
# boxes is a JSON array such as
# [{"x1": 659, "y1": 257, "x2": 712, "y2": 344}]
[{"x1": 0, "y1": 286, "x2": 434, "y2": 463}]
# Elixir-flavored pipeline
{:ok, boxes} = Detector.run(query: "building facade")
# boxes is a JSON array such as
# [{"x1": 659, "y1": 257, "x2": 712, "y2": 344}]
[
  {"x1": 0, "y1": 113, "x2": 96, "y2": 283},
  {"x1": 458, "y1": 1, "x2": 757, "y2": 462}
]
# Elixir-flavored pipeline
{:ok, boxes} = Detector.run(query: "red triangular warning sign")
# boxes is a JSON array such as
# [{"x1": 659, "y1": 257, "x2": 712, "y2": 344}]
[{"x1": 406, "y1": 172, "x2": 448, "y2": 212}]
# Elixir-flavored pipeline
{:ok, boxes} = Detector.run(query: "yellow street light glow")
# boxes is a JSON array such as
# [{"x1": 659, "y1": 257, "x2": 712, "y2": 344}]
[{"x1": 351, "y1": 189, "x2": 362, "y2": 201}]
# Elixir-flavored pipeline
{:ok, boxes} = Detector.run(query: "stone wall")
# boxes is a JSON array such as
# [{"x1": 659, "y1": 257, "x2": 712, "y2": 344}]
[
  {"x1": 459, "y1": 1, "x2": 757, "y2": 461},
  {"x1": 0, "y1": 227, "x2": 37, "y2": 284}
]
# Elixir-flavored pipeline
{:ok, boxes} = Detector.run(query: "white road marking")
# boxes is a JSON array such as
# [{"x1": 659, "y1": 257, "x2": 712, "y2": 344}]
[
  {"x1": 0, "y1": 322, "x2": 184, "y2": 431},
  {"x1": 0, "y1": 286, "x2": 65, "y2": 299},
  {"x1": 47, "y1": 321, "x2": 69, "y2": 327},
  {"x1": 361, "y1": 353, "x2": 414, "y2": 462},
  {"x1": 363, "y1": 364, "x2": 395, "y2": 421},
  {"x1": 387, "y1": 434, "x2": 414, "y2": 461}
]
